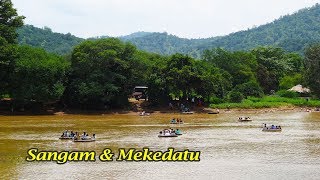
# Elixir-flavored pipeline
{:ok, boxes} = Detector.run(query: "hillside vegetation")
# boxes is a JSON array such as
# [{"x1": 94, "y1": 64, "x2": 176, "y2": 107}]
[
  {"x1": 17, "y1": 25, "x2": 83, "y2": 55},
  {"x1": 17, "y1": 4, "x2": 320, "y2": 56}
]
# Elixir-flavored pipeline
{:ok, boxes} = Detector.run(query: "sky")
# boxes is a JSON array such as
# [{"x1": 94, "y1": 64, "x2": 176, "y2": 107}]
[{"x1": 11, "y1": 0, "x2": 320, "y2": 39}]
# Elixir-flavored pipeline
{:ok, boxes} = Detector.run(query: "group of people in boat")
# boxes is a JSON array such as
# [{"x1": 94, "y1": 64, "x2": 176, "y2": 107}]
[
  {"x1": 60, "y1": 130, "x2": 95, "y2": 140},
  {"x1": 263, "y1": 124, "x2": 281, "y2": 130},
  {"x1": 73, "y1": 132, "x2": 96, "y2": 140},
  {"x1": 239, "y1": 117, "x2": 250, "y2": 120},
  {"x1": 159, "y1": 128, "x2": 182, "y2": 135},
  {"x1": 139, "y1": 111, "x2": 150, "y2": 116},
  {"x1": 170, "y1": 118, "x2": 183, "y2": 124},
  {"x1": 238, "y1": 117, "x2": 251, "y2": 121},
  {"x1": 60, "y1": 130, "x2": 75, "y2": 138}
]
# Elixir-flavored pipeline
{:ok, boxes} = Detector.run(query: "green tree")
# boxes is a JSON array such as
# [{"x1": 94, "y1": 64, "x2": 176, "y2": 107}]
[
  {"x1": 203, "y1": 48, "x2": 257, "y2": 86},
  {"x1": 65, "y1": 38, "x2": 138, "y2": 109},
  {"x1": 11, "y1": 46, "x2": 69, "y2": 104},
  {"x1": 304, "y1": 44, "x2": 320, "y2": 97},
  {"x1": 195, "y1": 61, "x2": 232, "y2": 100},
  {"x1": 0, "y1": 0, "x2": 24, "y2": 43},
  {"x1": 0, "y1": 0, "x2": 24, "y2": 95},
  {"x1": 279, "y1": 73, "x2": 303, "y2": 90},
  {"x1": 235, "y1": 80, "x2": 264, "y2": 98},
  {"x1": 252, "y1": 46, "x2": 290, "y2": 94},
  {"x1": 165, "y1": 54, "x2": 199, "y2": 100},
  {"x1": 228, "y1": 90, "x2": 244, "y2": 103}
]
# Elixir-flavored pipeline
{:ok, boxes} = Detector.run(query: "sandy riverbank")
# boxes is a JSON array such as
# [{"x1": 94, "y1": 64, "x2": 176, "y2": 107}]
[
  {"x1": 52, "y1": 106, "x2": 319, "y2": 116},
  {"x1": 1, "y1": 104, "x2": 318, "y2": 116}
]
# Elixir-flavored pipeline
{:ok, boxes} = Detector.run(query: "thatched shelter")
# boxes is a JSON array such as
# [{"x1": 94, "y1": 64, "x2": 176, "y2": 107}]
[{"x1": 288, "y1": 84, "x2": 310, "y2": 93}]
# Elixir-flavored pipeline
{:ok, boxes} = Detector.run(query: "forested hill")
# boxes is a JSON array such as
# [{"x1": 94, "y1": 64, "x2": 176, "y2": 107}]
[
  {"x1": 200, "y1": 3, "x2": 320, "y2": 53},
  {"x1": 17, "y1": 4, "x2": 320, "y2": 56},
  {"x1": 17, "y1": 25, "x2": 84, "y2": 55},
  {"x1": 124, "y1": 4, "x2": 320, "y2": 55}
]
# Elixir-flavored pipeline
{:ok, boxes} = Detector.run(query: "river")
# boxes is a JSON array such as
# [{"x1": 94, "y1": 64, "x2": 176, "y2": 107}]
[{"x1": 0, "y1": 111, "x2": 319, "y2": 179}]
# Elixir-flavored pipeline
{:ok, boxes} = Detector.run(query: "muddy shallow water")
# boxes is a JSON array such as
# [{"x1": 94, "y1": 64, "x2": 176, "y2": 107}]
[{"x1": 0, "y1": 112, "x2": 319, "y2": 179}]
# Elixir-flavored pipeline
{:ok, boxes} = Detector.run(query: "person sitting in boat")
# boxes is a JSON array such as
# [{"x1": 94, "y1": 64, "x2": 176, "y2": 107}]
[
  {"x1": 73, "y1": 132, "x2": 78, "y2": 140},
  {"x1": 271, "y1": 125, "x2": 275, "y2": 129},
  {"x1": 80, "y1": 132, "x2": 86, "y2": 140},
  {"x1": 62, "y1": 130, "x2": 67, "y2": 137},
  {"x1": 164, "y1": 129, "x2": 169, "y2": 134},
  {"x1": 171, "y1": 129, "x2": 175, "y2": 133},
  {"x1": 61, "y1": 130, "x2": 69, "y2": 137},
  {"x1": 171, "y1": 118, "x2": 176, "y2": 124},
  {"x1": 82, "y1": 134, "x2": 90, "y2": 140},
  {"x1": 92, "y1": 134, "x2": 96, "y2": 139}
]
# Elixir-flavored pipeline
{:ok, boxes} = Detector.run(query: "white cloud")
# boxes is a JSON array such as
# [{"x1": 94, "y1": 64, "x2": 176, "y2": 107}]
[{"x1": 12, "y1": 0, "x2": 320, "y2": 38}]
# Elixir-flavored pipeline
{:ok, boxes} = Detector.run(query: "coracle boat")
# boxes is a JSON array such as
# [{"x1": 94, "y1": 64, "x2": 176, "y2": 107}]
[
  {"x1": 170, "y1": 119, "x2": 183, "y2": 124},
  {"x1": 262, "y1": 124, "x2": 282, "y2": 132},
  {"x1": 238, "y1": 117, "x2": 252, "y2": 122},
  {"x1": 59, "y1": 136, "x2": 74, "y2": 140},
  {"x1": 73, "y1": 138, "x2": 96, "y2": 142},
  {"x1": 59, "y1": 130, "x2": 75, "y2": 140},
  {"x1": 158, "y1": 129, "x2": 178, "y2": 137},
  {"x1": 139, "y1": 111, "x2": 150, "y2": 116},
  {"x1": 175, "y1": 129, "x2": 182, "y2": 135},
  {"x1": 73, "y1": 134, "x2": 96, "y2": 142}
]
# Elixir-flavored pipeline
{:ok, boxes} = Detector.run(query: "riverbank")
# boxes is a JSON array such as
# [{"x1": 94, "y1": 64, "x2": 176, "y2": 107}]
[
  {"x1": 52, "y1": 106, "x2": 319, "y2": 116},
  {"x1": 1, "y1": 104, "x2": 319, "y2": 116},
  {"x1": 1, "y1": 96, "x2": 319, "y2": 116}
]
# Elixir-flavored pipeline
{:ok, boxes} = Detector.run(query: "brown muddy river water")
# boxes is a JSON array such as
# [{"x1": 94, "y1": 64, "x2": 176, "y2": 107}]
[{"x1": 0, "y1": 111, "x2": 320, "y2": 179}]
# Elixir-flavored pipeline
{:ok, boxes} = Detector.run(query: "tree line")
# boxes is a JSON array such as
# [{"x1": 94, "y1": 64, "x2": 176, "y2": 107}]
[{"x1": 1, "y1": 0, "x2": 320, "y2": 111}]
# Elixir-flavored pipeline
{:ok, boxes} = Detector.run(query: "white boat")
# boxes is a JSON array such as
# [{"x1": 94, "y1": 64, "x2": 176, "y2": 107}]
[
  {"x1": 158, "y1": 129, "x2": 178, "y2": 137},
  {"x1": 73, "y1": 134, "x2": 96, "y2": 142},
  {"x1": 73, "y1": 138, "x2": 96, "y2": 142},
  {"x1": 59, "y1": 136, "x2": 74, "y2": 140},
  {"x1": 139, "y1": 111, "x2": 150, "y2": 116},
  {"x1": 158, "y1": 133, "x2": 178, "y2": 137},
  {"x1": 262, "y1": 127, "x2": 282, "y2": 132},
  {"x1": 238, "y1": 117, "x2": 252, "y2": 122},
  {"x1": 73, "y1": 136, "x2": 96, "y2": 142}
]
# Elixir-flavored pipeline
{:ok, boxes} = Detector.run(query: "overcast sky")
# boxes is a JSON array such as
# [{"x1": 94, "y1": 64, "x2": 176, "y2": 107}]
[{"x1": 11, "y1": 0, "x2": 320, "y2": 39}]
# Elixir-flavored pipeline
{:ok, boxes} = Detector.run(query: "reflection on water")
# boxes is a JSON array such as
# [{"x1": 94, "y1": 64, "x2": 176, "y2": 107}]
[{"x1": 0, "y1": 112, "x2": 319, "y2": 179}]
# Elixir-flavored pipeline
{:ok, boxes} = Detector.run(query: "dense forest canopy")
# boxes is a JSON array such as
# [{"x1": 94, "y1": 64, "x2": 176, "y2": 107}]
[
  {"x1": 17, "y1": 4, "x2": 320, "y2": 57},
  {"x1": 1, "y1": 0, "x2": 320, "y2": 112}
]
